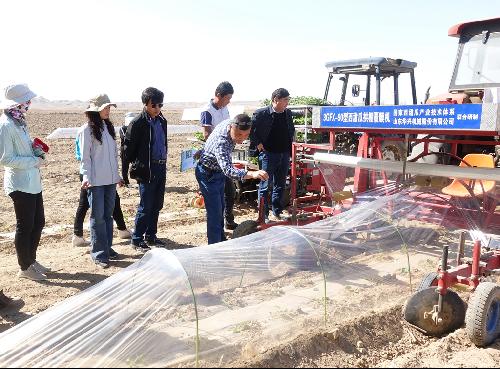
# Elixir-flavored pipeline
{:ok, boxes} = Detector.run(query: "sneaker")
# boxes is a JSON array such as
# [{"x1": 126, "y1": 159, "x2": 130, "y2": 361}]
[
  {"x1": 72, "y1": 235, "x2": 90, "y2": 247},
  {"x1": 33, "y1": 260, "x2": 51, "y2": 274},
  {"x1": 132, "y1": 240, "x2": 151, "y2": 252},
  {"x1": 18, "y1": 265, "x2": 47, "y2": 281},
  {"x1": 118, "y1": 229, "x2": 132, "y2": 239},
  {"x1": 94, "y1": 259, "x2": 109, "y2": 269},
  {"x1": 145, "y1": 237, "x2": 167, "y2": 248},
  {"x1": 225, "y1": 221, "x2": 239, "y2": 231}
]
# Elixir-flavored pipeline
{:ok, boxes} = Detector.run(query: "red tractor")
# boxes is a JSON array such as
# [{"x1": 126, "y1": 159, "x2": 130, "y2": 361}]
[{"x1": 402, "y1": 17, "x2": 500, "y2": 347}]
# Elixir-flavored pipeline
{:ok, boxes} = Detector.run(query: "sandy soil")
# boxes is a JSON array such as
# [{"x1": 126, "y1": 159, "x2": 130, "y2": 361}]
[{"x1": 0, "y1": 109, "x2": 499, "y2": 367}]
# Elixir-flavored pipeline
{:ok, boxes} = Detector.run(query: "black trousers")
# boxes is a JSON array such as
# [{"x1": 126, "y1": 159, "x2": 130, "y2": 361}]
[
  {"x1": 74, "y1": 175, "x2": 126, "y2": 237},
  {"x1": 224, "y1": 176, "x2": 235, "y2": 223},
  {"x1": 9, "y1": 191, "x2": 45, "y2": 271}
]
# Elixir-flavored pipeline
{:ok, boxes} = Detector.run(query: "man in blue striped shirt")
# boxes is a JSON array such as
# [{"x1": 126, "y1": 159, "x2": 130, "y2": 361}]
[{"x1": 196, "y1": 114, "x2": 268, "y2": 244}]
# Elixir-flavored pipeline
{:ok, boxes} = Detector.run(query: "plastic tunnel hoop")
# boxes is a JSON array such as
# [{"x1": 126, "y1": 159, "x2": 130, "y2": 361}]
[
  {"x1": 365, "y1": 207, "x2": 414, "y2": 293},
  {"x1": 181, "y1": 267, "x2": 200, "y2": 367},
  {"x1": 274, "y1": 225, "x2": 329, "y2": 327},
  {"x1": 102, "y1": 249, "x2": 202, "y2": 368}
]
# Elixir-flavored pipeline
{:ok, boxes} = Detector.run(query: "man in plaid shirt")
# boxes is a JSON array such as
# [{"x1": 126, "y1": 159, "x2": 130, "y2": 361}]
[{"x1": 196, "y1": 114, "x2": 268, "y2": 244}]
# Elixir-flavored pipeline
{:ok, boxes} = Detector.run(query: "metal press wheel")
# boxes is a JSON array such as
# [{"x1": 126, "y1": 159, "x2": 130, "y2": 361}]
[
  {"x1": 465, "y1": 282, "x2": 500, "y2": 347},
  {"x1": 404, "y1": 287, "x2": 466, "y2": 336}
]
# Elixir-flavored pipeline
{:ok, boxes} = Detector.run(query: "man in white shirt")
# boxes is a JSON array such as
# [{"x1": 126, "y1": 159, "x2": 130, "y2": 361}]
[{"x1": 200, "y1": 81, "x2": 239, "y2": 230}]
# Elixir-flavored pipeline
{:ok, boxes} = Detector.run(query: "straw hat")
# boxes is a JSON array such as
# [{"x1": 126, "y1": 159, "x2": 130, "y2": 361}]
[
  {"x1": 85, "y1": 94, "x2": 117, "y2": 112},
  {"x1": 0, "y1": 84, "x2": 37, "y2": 109}
]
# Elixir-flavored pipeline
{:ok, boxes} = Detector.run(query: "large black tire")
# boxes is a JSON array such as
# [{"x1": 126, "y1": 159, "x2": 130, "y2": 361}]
[
  {"x1": 418, "y1": 272, "x2": 439, "y2": 291},
  {"x1": 233, "y1": 220, "x2": 259, "y2": 239},
  {"x1": 404, "y1": 287, "x2": 466, "y2": 336},
  {"x1": 465, "y1": 282, "x2": 500, "y2": 347}
]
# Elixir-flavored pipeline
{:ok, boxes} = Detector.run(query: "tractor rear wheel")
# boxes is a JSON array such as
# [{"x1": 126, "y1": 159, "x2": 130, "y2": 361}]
[
  {"x1": 233, "y1": 220, "x2": 259, "y2": 239},
  {"x1": 465, "y1": 282, "x2": 500, "y2": 347},
  {"x1": 404, "y1": 287, "x2": 466, "y2": 336}
]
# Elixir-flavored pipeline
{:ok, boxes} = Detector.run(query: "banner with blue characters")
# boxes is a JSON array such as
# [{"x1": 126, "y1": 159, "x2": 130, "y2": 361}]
[{"x1": 320, "y1": 104, "x2": 482, "y2": 130}]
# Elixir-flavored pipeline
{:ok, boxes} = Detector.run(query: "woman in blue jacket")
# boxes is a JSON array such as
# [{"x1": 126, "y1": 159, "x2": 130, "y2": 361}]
[{"x1": 0, "y1": 84, "x2": 50, "y2": 281}]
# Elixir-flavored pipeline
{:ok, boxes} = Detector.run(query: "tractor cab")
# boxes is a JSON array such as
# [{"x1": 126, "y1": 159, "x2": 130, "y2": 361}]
[
  {"x1": 323, "y1": 57, "x2": 419, "y2": 162},
  {"x1": 429, "y1": 17, "x2": 500, "y2": 104},
  {"x1": 427, "y1": 17, "x2": 500, "y2": 160},
  {"x1": 323, "y1": 57, "x2": 418, "y2": 106}
]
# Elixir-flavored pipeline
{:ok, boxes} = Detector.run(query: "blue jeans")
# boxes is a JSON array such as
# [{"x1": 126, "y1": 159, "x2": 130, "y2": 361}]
[
  {"x1": 195, "y1": 164, "x2": 226, "y2": 245},
  {"x1": 88, "y1": 184, "x2": 116, "y2": 262},
  {"x1": 133, "y1": 163, "x2": 166, "y2": 244},
  {"x1": 258, "y1": 151, "x2": 290, "y2": 217}
]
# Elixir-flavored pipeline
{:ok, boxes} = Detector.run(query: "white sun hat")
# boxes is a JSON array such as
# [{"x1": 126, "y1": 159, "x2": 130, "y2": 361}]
[
  {"x1": 85, "y1": 94, "x2": 117, "y2": 112},
  {"x1": 0, "y1": 84, "x2": 37, "y2": 109}
]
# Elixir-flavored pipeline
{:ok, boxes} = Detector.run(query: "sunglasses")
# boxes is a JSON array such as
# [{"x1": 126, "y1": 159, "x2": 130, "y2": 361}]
[
  {"x1": 234, "y1": 122, "x2": 252, "y2": 130},
  {"x1": 150, "y1": 103, "x2": 163, "y2": 109}
]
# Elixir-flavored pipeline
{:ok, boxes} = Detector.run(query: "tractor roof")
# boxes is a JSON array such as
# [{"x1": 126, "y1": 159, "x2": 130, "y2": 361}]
[
  {"x1": 448, "y1": 17, "x2": 500, "y2": 37},
  {"x1": 324, "y1": 57, "x2": 417, "y2": 76}
]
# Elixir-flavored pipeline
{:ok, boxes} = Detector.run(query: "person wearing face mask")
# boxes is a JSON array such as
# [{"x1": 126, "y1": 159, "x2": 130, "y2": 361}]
[
  {"x1": 196, "y1": 113, "x2": 269, "y2": 244},
  {"x1": 250, "y1": 88, "x2": 295, "y2": 223},
  {"x1": 77, "y1": 94, "x2": 124, "y2": 268},
  {"x1": 123, "y1": 87, "x2": 168, "y2": 252},
  {"x1": 0, "y1": 84, "x2": 51, "y2": 281}
]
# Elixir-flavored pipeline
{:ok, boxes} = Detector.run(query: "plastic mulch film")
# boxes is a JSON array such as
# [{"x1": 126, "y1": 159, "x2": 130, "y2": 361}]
[
  {"x1": 0, "y1": 251, "x2": 198, "y2": 367},
  {"x1": 0, "y1": 162, "x2": 498, "y2": 367}
]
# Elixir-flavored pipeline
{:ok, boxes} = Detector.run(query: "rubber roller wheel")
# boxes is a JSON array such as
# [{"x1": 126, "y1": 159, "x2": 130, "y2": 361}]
[
  {"x1": 465, "y1": 282, "x2": 500, "y2": 347},
  {"x1": 404, "y1": 287, "x2": 466, "y2": 336}
]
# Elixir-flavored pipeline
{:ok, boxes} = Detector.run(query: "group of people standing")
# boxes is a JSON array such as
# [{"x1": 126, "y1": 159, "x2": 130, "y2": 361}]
[
  {"x1": 0, "y1": 84, "x2": 169, "y2": 282},
  {"x1": 196, "y1": 83, "x2": 295, "y2": 244},
  {"x1": 0, "y1": 80, "x2": 295, "y2": 290},
  {"x1": 76, "y1": 87, "x2": 169, "y2": 268}
]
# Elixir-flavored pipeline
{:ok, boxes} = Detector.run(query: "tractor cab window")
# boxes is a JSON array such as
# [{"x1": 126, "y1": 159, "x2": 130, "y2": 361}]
[{"x1": 452, "y1": 32, "x2": 500, "y2": 89}]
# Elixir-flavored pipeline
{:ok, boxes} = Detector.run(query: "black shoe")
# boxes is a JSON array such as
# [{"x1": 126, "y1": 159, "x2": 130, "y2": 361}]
[
  {"x1": 0, "y1": 290, "x2": 21, "y2": 309},
  {"x1": 146, "y1": 237, "x2": 167, "y2": 248},
  {"x1": 132, "y1": 240, "x2": 151, "y2": 252},
  {"x1": 94, "y1": 259, "x2": 110, "y2": 269},
  {"x1": 109, "y1": 249, "x2": 119, "y2": 260},
  {"x1": 225, "y1": 221, "x2": 239, "y2": 230}
]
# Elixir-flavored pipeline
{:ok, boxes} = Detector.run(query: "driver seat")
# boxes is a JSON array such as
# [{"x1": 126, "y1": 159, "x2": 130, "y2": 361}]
[{"x1": 441, "y1": 154, "x2": 495, "y2": 197}]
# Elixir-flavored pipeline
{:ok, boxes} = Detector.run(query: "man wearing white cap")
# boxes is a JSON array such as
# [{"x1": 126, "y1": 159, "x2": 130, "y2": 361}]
[{"x1": 0, "y1": 83, "x2": 51, "y2": 281}]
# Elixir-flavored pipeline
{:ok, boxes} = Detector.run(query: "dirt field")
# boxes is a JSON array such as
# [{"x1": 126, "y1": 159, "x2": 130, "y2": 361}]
[{"x1": 0, "y1": 108, "x2": 499, "y2": 367}]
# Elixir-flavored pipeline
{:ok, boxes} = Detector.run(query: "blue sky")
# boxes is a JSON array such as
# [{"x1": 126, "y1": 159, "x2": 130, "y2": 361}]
[{"x1": 1, "y1": 0, "x2": 499, "y2": 104}]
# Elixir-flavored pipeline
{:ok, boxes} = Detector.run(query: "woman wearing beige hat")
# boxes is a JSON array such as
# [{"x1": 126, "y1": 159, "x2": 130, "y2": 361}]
[
  {"x1": 0, "y1": 83, "x2": 51, "y2": 281},
  {"x1": 77, "y1": 94, "x2": 124, "y2": 268}
]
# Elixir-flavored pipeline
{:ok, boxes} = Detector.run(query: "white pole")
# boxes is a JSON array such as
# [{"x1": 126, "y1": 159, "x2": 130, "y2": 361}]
[{"x1": 313, "y1": 152, "x2": 500, "y2": 182}]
